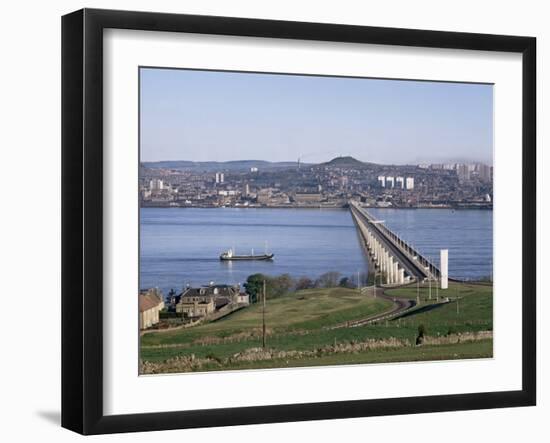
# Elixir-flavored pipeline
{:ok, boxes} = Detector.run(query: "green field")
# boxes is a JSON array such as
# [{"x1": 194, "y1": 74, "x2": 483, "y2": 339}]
[
  {"x1": 140, "y1": 282, "x2": 493, "y2": 374},
  {"x1": 385, "y1": 281, "x2": 493, "y2": 332}
]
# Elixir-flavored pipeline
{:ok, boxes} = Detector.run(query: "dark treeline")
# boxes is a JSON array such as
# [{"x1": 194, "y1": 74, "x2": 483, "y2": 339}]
[{"x1": 243, "y1": 271, "x2": 376, "y2": 303}]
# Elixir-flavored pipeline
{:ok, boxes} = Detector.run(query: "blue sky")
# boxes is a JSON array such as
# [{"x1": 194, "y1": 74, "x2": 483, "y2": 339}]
[{"x1": 140, "y1": 68, "x2": 493, "y2": 165}]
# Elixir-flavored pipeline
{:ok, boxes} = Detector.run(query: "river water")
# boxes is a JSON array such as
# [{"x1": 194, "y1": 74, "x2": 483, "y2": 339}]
[{"x1": 140, "y1": 207, "x2": 492, "y2": 294}]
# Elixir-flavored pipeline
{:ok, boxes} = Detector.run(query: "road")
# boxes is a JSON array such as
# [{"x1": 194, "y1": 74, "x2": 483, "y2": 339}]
[{"x1": 329, "y1": 286, "x2": 416, "y2": 329}]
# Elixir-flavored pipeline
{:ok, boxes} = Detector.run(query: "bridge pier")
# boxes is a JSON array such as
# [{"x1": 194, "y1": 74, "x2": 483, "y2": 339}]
[
  {"x1": 398, "y1": 267, "x2": 405, "y2": 284},
  {"x1": 349, "y1": 201, "x2": 443, "y2": 285}
]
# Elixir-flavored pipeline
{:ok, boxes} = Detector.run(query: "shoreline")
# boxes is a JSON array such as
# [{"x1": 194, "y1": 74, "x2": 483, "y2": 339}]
[{"x1": 140, "y1": 204, "x2": 493, "y2": 211}]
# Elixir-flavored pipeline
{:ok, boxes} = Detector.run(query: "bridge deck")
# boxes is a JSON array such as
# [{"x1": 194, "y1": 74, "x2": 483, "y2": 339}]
[{"x1": 349, "y1": 201, "x2": 440, "y2": 282}]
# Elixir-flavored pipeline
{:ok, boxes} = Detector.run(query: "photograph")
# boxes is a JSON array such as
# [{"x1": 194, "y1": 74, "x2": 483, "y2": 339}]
[{"x1": 138, "y1": 67, "x2": 494, "y2": 375}]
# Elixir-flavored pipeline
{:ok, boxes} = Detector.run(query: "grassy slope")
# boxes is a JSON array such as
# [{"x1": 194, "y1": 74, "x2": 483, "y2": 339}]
[
  {"x1": 141, "y1": 288, "x2": 392, "y2": 359},
  {"x1": 142, "y1": 287, "x2": 393, "y2": 346},
  {"x1": 140, "y1": 282, "x2": 493, "y2": 369},
  {"x1": 384, "y1": 281, "x2": 493, "y2": 335}
]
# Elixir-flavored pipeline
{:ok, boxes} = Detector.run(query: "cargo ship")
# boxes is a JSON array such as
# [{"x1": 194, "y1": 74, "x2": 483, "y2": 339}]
[{"x1": 219, "y1": 243, "x2": 274, "y2": 261}]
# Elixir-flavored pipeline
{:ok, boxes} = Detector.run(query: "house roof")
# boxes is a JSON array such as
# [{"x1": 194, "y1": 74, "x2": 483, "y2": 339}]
[
  {"x1": 180, "y1": 285, "x2": 238, "y2": 298},
  {"x1": 139, "y1": 290, "x2": 163, "y2": 313}
]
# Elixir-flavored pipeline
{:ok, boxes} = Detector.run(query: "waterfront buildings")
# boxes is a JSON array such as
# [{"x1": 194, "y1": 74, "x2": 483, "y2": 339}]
[
  {"x1": 294, "y1": 192, "x2": 322, "y2": 204},
  {"x1": 140, "y1": 157, "x2": 492, "y2": 209}
]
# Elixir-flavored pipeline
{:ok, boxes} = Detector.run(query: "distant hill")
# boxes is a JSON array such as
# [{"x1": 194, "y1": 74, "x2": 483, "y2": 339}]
[
  {"x1": 142, "y1": 160, "x2": 309, "y2": 172},
  {"x1": 320, "y1": 156, "x2": 371, "y2": 168}
]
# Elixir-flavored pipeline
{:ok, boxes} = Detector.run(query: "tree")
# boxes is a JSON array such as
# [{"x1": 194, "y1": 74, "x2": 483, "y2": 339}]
[
  {"x1": 339, "y1": 276, "x2": 352, "y2": 288},
  {"x1": 166, "y1": 288, "x2": 177, "y2": 309},
  {"x1": 244, "y1": 273, "x2": 266, "y2": 303},
  {"x1": 315, "y1": 271, "x2": 341, "y2": 288},
  {"x1": 270, "y1": 274, "x2": 294, "y2": 298},
  {"x1": 295, "y1": 276, "x2": 314, "y2": 290}
]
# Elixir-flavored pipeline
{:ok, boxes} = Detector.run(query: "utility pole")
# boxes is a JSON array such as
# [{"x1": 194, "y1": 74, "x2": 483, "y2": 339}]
[
  {"x1": 262, "y1": 280, "x2": 265, "y2": 349},
  {"x1": 455, "y1": 283, "x2": 460, "y2": 316}
]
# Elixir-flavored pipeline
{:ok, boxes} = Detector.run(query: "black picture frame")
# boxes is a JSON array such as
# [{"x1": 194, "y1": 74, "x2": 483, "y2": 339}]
[{"x1": 61, "y1": 8, "x2": 536, "y2": 435}]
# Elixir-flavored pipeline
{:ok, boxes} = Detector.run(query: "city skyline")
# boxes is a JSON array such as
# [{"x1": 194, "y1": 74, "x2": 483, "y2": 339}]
[{"x1": 140, "y1": 68, "x2": 494, "y2": 165}]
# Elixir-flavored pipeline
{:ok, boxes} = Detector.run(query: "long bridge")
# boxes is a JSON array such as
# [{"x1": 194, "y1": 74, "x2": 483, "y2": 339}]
[{"x1": 349, "y1": 201, "x2": 445, "y2": 285}]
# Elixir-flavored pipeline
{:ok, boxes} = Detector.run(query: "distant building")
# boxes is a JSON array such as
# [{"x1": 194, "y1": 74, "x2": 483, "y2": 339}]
[
  {"x1": 396, "y1": 177, "x2": 404, "y2": 189},
  {"x1": 257, "y1": 188, "x2": 272, "y2": 205},
  {"x1": 250, "y1": 167, "x2": 258, "y2": 173},
  {"x1": 218, "y1": 190, "x2": 237, "y2": 196},
  {"x1": 477, "y1": 163, "x2": 492, "y2": 182},
  {"x1": 386, "y1": 176, "x2": 395, "y2": 188},
  {"x1": 294, "y1": 192, "x2": 321, "y2": 204},
  {"x1": 149, "y1": 179, "x2": 164, "y2": 191},
  {"x1": 243, "y1": 183, "x2": 250, "y2": 197},
  {"x1": 406, "y1": 177, "x2": 415, "y2": 190},
  {"x1": 139, "y1": 288, "x2": 164, "y2": 329},
  {"x1": 457, "y1": 164, "x2": 470, "y2": 182},
  {"x1": 377, "y1": 176, "x2": 386, "y2": 187}
]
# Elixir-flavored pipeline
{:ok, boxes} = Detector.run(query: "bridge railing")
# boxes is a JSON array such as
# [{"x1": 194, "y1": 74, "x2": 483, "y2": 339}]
[{"x1": 350, "y1": 201, "x2": 441, "y2": 280}]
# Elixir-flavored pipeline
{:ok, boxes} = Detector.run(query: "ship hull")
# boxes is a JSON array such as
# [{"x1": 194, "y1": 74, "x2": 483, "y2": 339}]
[{"x1": 220, "y1": 254, "x2": 274, "y2": 261}]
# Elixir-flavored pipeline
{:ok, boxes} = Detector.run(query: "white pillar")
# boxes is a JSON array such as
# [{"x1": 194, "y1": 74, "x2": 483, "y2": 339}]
[
  {"x1": 384, "y1": 251, "x2": 391, "y2": 284},
  {"x1": 440, "y1": 249, "x2": 448, "y2": 289},
  {"x1": 398, "y1": 267, "x2": 405, "y2": 284},
  {"x1": 393, "y1": 261, "x2": 399, "y2": 284},
  {"x1": 388, "y1": 257, "x2": 394, "y2": 283}
]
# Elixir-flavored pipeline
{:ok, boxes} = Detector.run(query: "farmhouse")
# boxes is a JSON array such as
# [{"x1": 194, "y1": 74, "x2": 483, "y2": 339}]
[
  {"x1": 139, "y1": 288, "x2": 165, "y2": 329},
  {"x1": 176, "y1": 297, "x2": 215, "y2": 318},
  {"x1": 174, "y1": 284, "x2": 249, "y2": 319}
]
